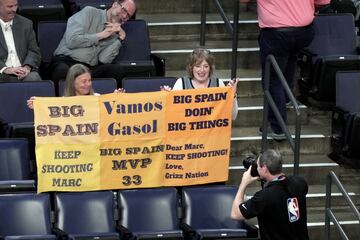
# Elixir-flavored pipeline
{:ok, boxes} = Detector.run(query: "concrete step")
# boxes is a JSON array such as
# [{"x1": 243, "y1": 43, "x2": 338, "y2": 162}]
[
  {"x1": 243, "y1": 206, "x2": 360, "y2": 240},
  {"x1": 234, "y1": 97, "x2": 309, "y2": 127},
  {"x1": 151, "y1": 40, "x2": 260, "y2": 71},
  {"x1": 230, "y1": 116, "x2": 331, "y2": 157},
  {"x1": 137, "y1": 13, "x2": 259, "y2": 41},
  {"x1": 307, "y1": 207, "x2": 360, "y2": 240},
  {"x1": 136, "y1": 0, "x2": 256, "y2": 14},
  {"x1": 165, "y1": 70, "x2": 263, "y2": 98},
  {"x1": 166, "y1": 70, "x2": 263, "y2": 98},
  {"x1": 227, "y1": 154, "x2": 339, "y2": 186}
]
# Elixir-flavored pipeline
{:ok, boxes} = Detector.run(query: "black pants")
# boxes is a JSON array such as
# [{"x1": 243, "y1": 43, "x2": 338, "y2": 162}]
[
  {"x1": 259, "y1": 25, "x2": 315, "y2": 134},
  {"x1": 49, "y1": 55, "x2": 125, "y2": 87}
]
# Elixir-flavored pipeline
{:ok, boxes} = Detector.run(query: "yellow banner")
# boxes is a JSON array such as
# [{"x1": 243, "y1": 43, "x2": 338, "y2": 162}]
[{"x1": 34, "y1": 87, "x2": 234, "y2": 192}]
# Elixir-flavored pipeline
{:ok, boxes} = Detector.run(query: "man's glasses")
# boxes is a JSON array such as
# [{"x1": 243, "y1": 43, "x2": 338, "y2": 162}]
[{"x1": 119, "y1": 3, "x2": 131, "y2": 20}]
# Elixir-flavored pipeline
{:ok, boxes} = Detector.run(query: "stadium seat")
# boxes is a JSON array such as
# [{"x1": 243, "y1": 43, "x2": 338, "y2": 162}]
[
  {"x1": 0, "y1": 81, "x2": 55, "y2": 124},
  {"x1": 58, "y1": 78, "x2": 117, "y2": 96},
  {"x1": 298, "y1": 14, "x2": 360, "y2": 106},
  {"x1": 37, "y1": 21, "x2": 67, "y2": 77},
  {"x1": 335, "y1": 71, "x2": 360, "y2": 113},
  {"x1": 0, "y1": 138, "x2": 36, "y2": 193},
  {"x1": 18, "y1": 0, "x2": 66, "y2": 32},
  {"x1": 117, "y1": 188, "x2": 184, "y2": 239},
  {"x1": 114, "y1": 19, "x2": 164, "y2": 78},
  {"x1": 0, "y1": 81, "x2": 55, "y2": 138},
  {"x1": 0, "y1": 193, "x2": 56, "y2": 239},
  {"x1": 330, "y1": 71, "x2": 360, "y2": 167},
  {"x1": 122, "y1": 77, "x2": 177, "y2": 93},
  {"x1": 54, "y1": 191, "x2": 120, "y2": 239},
  {"x1": 181, "y1": 185, "x2": 258, "y2": 239}
]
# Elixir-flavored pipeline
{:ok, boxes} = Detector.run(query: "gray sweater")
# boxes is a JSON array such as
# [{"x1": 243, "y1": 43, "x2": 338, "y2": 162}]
[{"x1": 54, "y1": 6, "x2": 121, "y2": 66}]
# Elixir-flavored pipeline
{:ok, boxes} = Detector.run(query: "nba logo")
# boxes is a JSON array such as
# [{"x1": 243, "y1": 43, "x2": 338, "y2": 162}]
[{"x1": 287, "y1": 197, "x2": 300, "y2": 222}]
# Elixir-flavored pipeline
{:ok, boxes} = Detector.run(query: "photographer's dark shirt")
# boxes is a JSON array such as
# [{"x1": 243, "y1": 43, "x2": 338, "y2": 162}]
[{"x1": 239, "y1": 175, "x2": 309, "y2": 240}]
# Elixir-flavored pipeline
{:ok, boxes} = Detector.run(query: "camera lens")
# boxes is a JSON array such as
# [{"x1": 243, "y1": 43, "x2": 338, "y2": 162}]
[
  {"x1": 243, "y1": 156, "x2": 255, "y2": 169},
  {"x1": 243, "y1": 156, "x2": 259, "y2": 177}
]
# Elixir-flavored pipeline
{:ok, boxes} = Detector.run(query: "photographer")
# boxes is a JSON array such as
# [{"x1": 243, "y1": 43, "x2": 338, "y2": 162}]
[{"x1": 231, "y1": 149, "x2": 309, "y2": 240}]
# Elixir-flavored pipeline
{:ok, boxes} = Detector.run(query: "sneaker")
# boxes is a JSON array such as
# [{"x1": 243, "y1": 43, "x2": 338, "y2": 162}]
[
  {"x1": 286, "y1": 100, "x2": 300, "y2": 107},
  {"x1": 258, "y1": 127, "x2": 286, "y2": 141}
]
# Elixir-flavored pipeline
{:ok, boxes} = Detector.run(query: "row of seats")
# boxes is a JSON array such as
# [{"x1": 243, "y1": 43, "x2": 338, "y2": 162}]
[
  {"x1": 0, "y1": 138, "x2": 36, "y2": 192},
  {"x1": 0, "y1": 77, "x2": 177, "y2": 162},
  {"x1": 18, "y1": 0, "x2": 114, "y2": 31},
  {"x1": 330, "y1": 70, "x2": 360, "y2": 167},
  {"x1": 17, "y1": 0, "x2": 164, "y2": 80},
  {"x1": 37, "y1": 19, "x2": 163, "y2": 81},
  {"x1": 0, "y1": 186, "x2": 258, "y2": 239},
  {"x1": 298, "y1": 14, "x2": 360, "y2": 107},
  {"x1": 0, "y1": 77, "x2": 176, "y2": 124}
]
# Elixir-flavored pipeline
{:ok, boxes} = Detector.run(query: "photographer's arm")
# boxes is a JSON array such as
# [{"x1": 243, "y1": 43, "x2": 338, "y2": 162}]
[{"x1": 231, "y1": 167, "x2": 258, "y2": 220}]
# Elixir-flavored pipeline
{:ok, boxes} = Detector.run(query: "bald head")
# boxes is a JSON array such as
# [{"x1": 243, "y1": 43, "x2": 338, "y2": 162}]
[{"x1": 109, "y1": 0, "x2": 136, "y2": 24}]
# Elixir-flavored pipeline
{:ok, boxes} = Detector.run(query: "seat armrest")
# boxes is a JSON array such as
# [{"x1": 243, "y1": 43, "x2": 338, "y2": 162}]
[
  {"x1": 52, "y1": 227, "x2": 68, "y2": 240},
  {"x1": 180, "y1": 222, "x2": 196, "y2": 239},
  {"x1": 243, "y1": 221, "x2": 259, "y2": 238},
  {"x1": 151, "y1": 53, "x2": 165, "y2": 76},
  {"x1": 298, "y1": 49, "x2": 316, "y2": 63},
  {"x1": 116, "y1": 224, "x2": 132, "y2": 240},
  {"x1": 333, "y1": 106, "x2": 348, "y2": 115}
]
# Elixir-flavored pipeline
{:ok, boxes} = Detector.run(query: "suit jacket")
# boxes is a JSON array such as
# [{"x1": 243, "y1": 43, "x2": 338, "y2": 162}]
[{"x1": 0, "y1": 14, "x2": 41, "y2": 70}]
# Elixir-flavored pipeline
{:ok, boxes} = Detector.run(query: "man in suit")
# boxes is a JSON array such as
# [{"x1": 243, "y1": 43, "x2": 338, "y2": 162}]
[{"x1": 0, "y1": 0, "x2": 41, "y2": 82}]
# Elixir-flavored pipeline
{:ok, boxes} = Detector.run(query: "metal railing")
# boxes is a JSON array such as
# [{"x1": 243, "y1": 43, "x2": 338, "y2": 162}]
[
  {"x1": 200, "y1": 0, "x2": 239, "y2": 78},
  {"x1": 261, "y1": 55, "x2": 301, "y2": 176},
  {"x1": 325, "y1": 171, "x2": 360, "y2": 240}
]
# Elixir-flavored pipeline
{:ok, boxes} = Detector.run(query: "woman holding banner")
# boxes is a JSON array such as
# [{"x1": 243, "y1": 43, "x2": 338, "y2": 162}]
[
  {"x1": 162, "y1": 48, "x2": 239, "y2": 120},
  {"x1": 27, "y1": 64, "x2": 123, "y2": 109}
]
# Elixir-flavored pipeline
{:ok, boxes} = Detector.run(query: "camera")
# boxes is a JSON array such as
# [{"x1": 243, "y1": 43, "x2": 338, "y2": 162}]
[{"x1": 243, "y1": 156, "x2": 259, "y2": 177}]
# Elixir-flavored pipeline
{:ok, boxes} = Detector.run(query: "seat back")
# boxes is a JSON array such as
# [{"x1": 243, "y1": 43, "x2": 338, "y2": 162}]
[
  {"x1": 58, "y1": 78, "x2": 117, "y2": 96},
  {"x1": 118, "y1": 188, "x2": 180, "y2": 232},
  {"x1": 55, "y1": 191, "x2": 116, "y2": 234},
  {"x1": 18, "y1": 0, "x2": 66, "y2": 32},
  {"x1": 306, "y1": 14, "x2": 357, "y2": 60},
  {"x1": 122, "y1": 77, "x2": 177, "y2": 93},
  {"x1": 115, "y1": 19, "x2": 151, "y2": 62},
  {"x1": 0, "y1": 139, "x2": 31, "y2": 180},
  {"x1": 0, "y1": 193, "x2": 53, "y2": 236},
  {"x1": 299, "y1": 14, "x2": 359, "y2": 104},
  {"x1": 75, "y1": 0, "x2": 113, "y2": 10},
  {"x1": 336, "y1": 71, "x2": 360, "y2": 112},
  {"x1": 182, "y1": 186, "x2": 244, "y2": 229},
  {"x1": 37, "y1": 21, "x2": 67, "y2": 64},
  {"x1": 0, "y1": 81, "x2": 55, "y2": 124}
]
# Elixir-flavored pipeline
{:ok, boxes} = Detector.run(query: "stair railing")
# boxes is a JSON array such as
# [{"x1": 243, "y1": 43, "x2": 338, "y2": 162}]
[
  {"x1": 200, "y1": 0, "x2": 239, "y2": 78},
  {"x1": 261, "y1": 54, "x2": 301, "y2": 176},
  {"x1": 325, "y1": 171, "x2": 360, "y2": 240}
]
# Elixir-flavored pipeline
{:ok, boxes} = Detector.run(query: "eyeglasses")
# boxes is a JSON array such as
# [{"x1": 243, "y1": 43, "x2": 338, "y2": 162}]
[{"x1": 119, "y1": 3, "x2": 131, "y2": 20}]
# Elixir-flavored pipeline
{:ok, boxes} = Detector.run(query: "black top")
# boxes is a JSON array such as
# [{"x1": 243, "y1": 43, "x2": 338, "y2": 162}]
[{"x1": 240, "y1": 175, "x2": 309, "y2": 240}]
